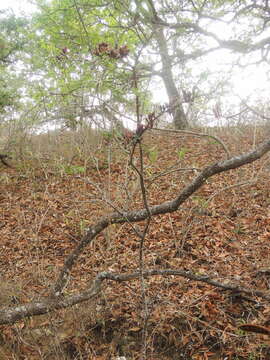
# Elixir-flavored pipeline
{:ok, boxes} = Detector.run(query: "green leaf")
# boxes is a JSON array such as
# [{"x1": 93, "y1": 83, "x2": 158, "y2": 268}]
[
  {"x1": 177, "y1": 147, "x2": 189, "y2": 160},
  {"x1": 192, "y1": 196, "x2": 208, "y2": 208},
  {"x1": 148, "y1": 147, "x2": 158, "y2": 163},
  {"x1": 59, "y1": 164, "x2": 86, "y2": 175}
]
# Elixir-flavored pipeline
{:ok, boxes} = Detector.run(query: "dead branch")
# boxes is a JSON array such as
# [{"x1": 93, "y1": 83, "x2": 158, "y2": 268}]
[
  {"x1": 153, "y1": 127, "x2": 230, "y2": 158},
  {"x1": 1, "y1": 138, "x2": 270, "y2": 325},
  {"x1": 240, "y1": 98, "x2": 270, "y2": 121},
  {"x1": 51, "y1": 137, "x2": 270, "y2": 295},
  {"x1": 0, "y1": 272, "x2": 105, "y2": 325},
  {"x1": 0, "y1": 154, "x2": 12, "y2": 168},
  {"x1": 205, "y1": 179, "x2": 258, "y2": 205},
  {"x1": 1, "y1": 269, "x2": 269, "y2": 325}
]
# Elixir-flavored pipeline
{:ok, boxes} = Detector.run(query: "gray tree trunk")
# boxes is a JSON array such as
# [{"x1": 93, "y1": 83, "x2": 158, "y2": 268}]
[{"x1": 155, "y1": 27, "x2": 188, "y2": 129}]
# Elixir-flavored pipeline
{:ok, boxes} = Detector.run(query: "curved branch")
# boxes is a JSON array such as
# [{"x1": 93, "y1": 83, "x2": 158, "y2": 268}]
[
  {"x1": 51, "y1": 137, "x2": 270, "y2": 295},
  {"x1": 205, "y1": 179, "x2": 257, "y2": 205},
  {"x1": 1, "y1": 268, "x2": 269, "y2": 325},
  {"x1": 0, "y1": 154, "x2": 12, "y2": 168},
  {"x1": 0, "y1": 272, "x2": 105, "y2": 325},
  {"x1": 239, "y1": 99, "x2": 270, "y2": 121},
  {"x1": 156, "y1": 19, "x2": 270, "y2": 54},
  {"x1": 153, "y1": 127, "x2": 230, "y2": 158}
]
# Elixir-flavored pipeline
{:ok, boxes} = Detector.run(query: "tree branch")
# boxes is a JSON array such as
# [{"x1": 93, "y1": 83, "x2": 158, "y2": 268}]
[
  {"x1": 153, "y1": 128, "x2": 230, "y2": 158},
  {"x1": 51, "y1": 137, "x2": 270, "y2": 295},
  {"x1": 155, "y1": 19, "x2": 270, "y2": 54},
  {"x1": 1, "y1": 268, "x2": 269, "y2": 325}
]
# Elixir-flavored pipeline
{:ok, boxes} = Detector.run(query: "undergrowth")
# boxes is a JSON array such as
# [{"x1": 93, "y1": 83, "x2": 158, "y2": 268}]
[{"x1": 0, "y1": 125, "x2": 270, "y2": 359}]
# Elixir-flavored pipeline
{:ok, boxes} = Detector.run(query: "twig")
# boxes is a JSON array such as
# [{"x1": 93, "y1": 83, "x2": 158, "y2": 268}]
[
  {"x1": 129, "y1": 142, "x2": 151, "y2": 359},
  {"x1": 129, "y1": 71, "x2": 152, "y2": 358},
  {"x1": 1, "y1": 268, "x2": 269, "y2": 325},
  {"x1": 153, "y1": 127, "x2": 230, "y2": 158},
  {"x1": 147, "y1": 166, "x2": 200, "y2": 186},
  {"x1": 205, "y1": 179, "x2": 257, "y2": 205},
  {"x1": 50, "y1": 137, "x2": 270, "y2": 296},
  {"x1": 240, "y1": 98, "x2": 270, "y2": 121},
  {"x1": 0, "y1": 154, "x2": 12, "y2": 168}
]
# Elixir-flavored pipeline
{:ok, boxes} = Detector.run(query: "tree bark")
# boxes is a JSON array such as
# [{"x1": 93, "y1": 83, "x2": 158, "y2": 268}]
[
  {"x1": 1, "y1": 268, "x2": 270, "y2": 325},
  {"x1": 148, "y1": 0, "x2": 188, "y2": 129},
  {"x1": 154, "y1": 27, "x2": 188, "y2": 129},
  {"x1": 0, "y1": 137, "x2": 270, "y2": 324},
  {"x1": 50, "y1": 136, "x2": 270, "y2": 295}
]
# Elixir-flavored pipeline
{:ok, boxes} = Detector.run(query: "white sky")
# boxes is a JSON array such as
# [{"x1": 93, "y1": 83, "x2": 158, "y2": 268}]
[{"x1": 0, "y1": 0, "x2": 36, "y2": 15}]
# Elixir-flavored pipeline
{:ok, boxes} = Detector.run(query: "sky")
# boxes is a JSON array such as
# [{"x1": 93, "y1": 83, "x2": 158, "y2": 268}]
[{"x1": 0, "y1": 0, "x2": 37, "y2": 15}]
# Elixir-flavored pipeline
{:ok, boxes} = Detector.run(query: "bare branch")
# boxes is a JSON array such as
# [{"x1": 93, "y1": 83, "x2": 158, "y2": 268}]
[
  {"x1": 104, "y1": 269, "x2": 270, "y2": 301},
  {"x1": 0, "y1": 272, "x2": 105, "y2": 325},
  {"x1": 51, "y1": 137, "x2": 270, "y2": 295},
  {"x1": 239, "y1": 99, "x2": 270, "y2": 121},
  {"x1": 155, "y1": 18, "x2": 270, "y2": 54},
  {"x1": 0, "y1": 154, "x2": 12, "y2": 168},
  {"x1": 205, "y1": 179, "x2": 257, "y2": 205},
  {"x1": 1, "y1": 268, "x2": 269, "y2": 325},
  {"x1": 153, "y1": 128, "x2": 230, "y2": 158}
]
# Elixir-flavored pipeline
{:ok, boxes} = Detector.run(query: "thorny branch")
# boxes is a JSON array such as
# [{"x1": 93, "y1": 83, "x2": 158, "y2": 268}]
[
  {"x1": 1, "y1": 137, "x2": 270, "y2": 325},
  {"x1": 0, "y1": 154, "x2": 12, "y2": 168},
  {"x1": 240, "y1": 98, "x2": 270, "y2": 121},
  {"x1": 153, "y1": 127, "x2": 230, "y2": 158},
  {"x1": 49, "y1": 136, "x2": 270, "y2": 296},
  {"x1": 129, "y1": 69, "x2": 152, "y2": 358},
  {"x1": 0, "y1": 268, "x2": 269, "y2": 325},
  {"x1": 129, "y1": 142, "x2": 151, "y2": 359}
]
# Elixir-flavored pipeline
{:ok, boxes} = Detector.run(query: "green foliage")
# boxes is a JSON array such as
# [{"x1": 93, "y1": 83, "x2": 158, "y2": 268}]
[
  {"x1": 145, "y1": 146, "x2": 158, "y2": 164},
  {"x1": 233, "y1": 223, "x2": 245, "y2": 235},
  {"x1": 0, "y1": 88, "x2": 15, "y2": 109},
  {"x1": 0, "y1": 10, "x2": 27, "y2": 64},
  {"x1": 0, "y1": 10, "x2": 28, "y2": 113},
  {"x1": 28, "y1": 0, "x2": 147, "y2": 128},
  {"x1": 58, "y1": 164, "x2": 86, "y2": 175},
  {"x1": 79, "y1": 219, "x2": 90, "y2": 235},
  {"x1": 208, "y1": 139, "x2": 219, "y2": 145},
  {"x1": 177, "y1": 147, "x2": 189, "y2": 160},
  {"x1": 0, "y1": 0, "x2": 267, "y2": 129},
  {"x1": 101, "y1": 130, "x2": 114, "y2": 142},
  {"x1": 192, "y1": 196, "x2": 208, "y2": 208}
]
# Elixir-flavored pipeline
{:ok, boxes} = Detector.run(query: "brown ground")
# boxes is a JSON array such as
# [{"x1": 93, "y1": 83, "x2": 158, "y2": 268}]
[{"x1": 0, "y1": 126, "x2": 270, "y2": 359}]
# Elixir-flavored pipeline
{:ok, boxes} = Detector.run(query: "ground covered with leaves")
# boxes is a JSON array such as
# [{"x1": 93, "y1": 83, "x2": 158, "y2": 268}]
[{"x1": 0, "y1": 126, "x2": 270, "y2": 359}]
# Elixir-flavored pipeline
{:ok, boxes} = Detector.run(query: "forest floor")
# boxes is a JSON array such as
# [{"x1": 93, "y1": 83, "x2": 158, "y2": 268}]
[{"x1": 0, "y1": 125, "x2": 270, "y2": 359}]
